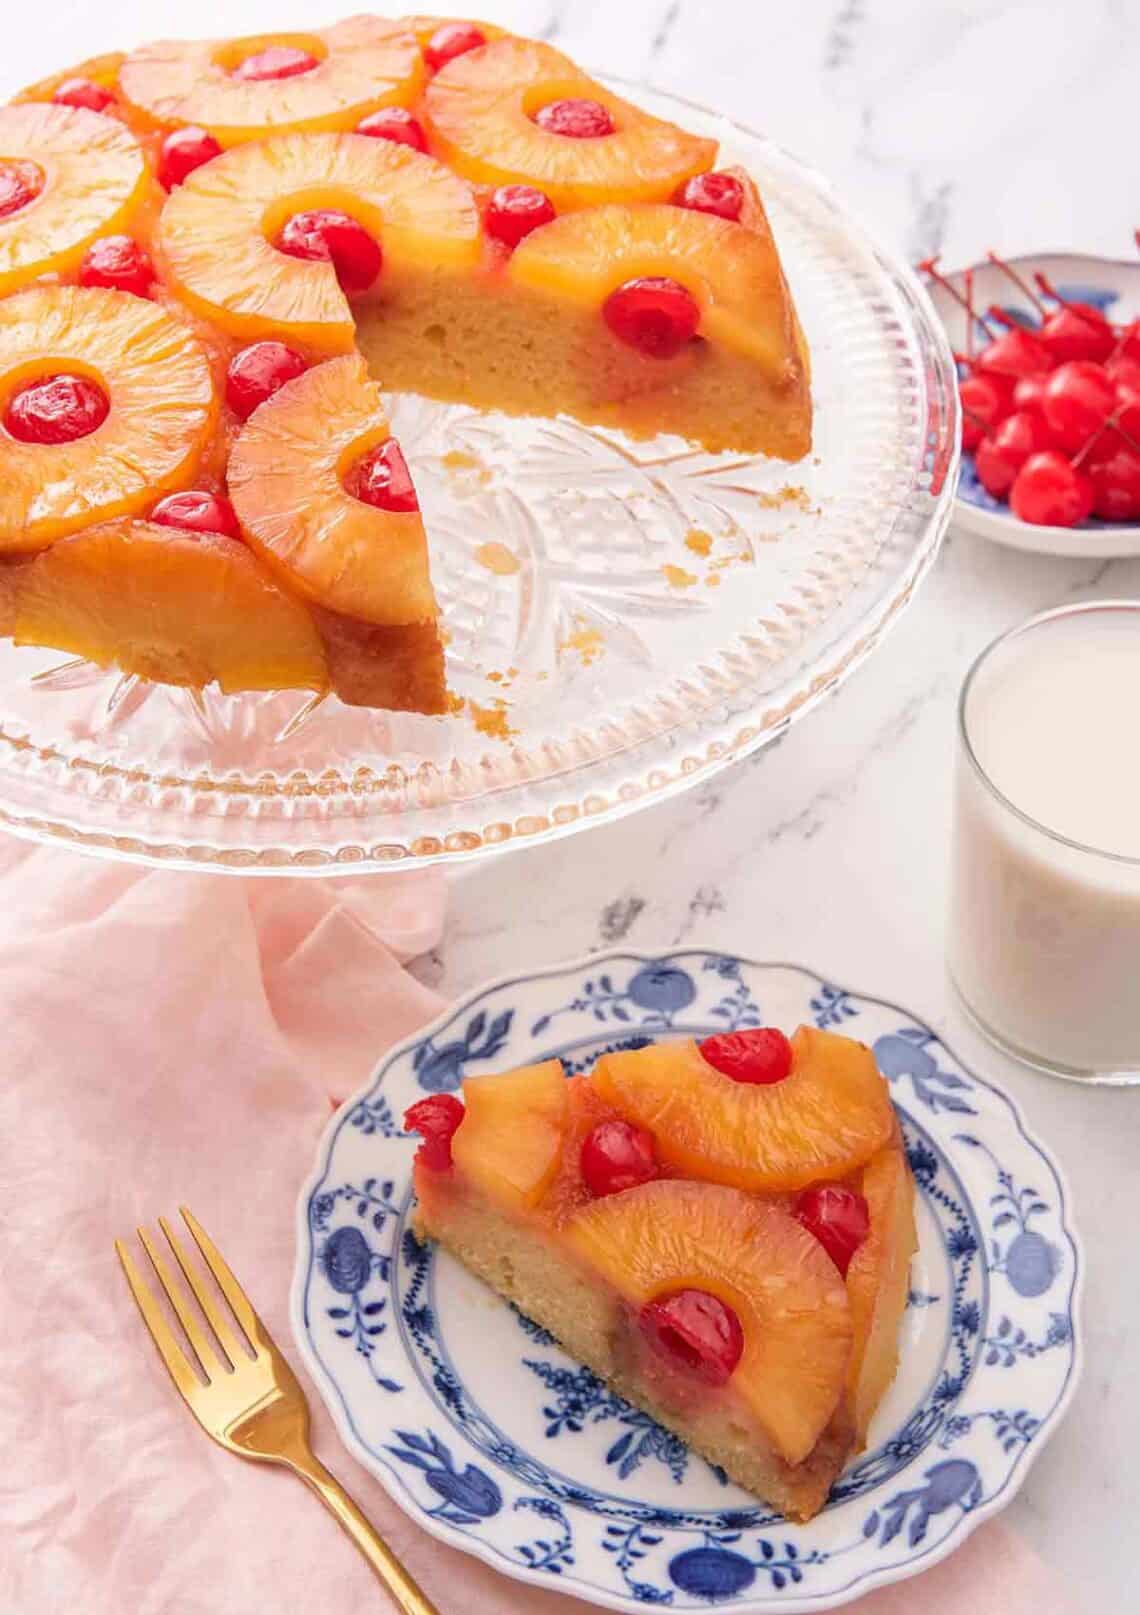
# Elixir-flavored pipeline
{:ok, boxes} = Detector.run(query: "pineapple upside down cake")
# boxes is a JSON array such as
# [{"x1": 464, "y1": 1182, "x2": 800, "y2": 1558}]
[
  {"x1": 406, "y1": 1025, "x2": 917, "y2": 1521},
  {"x1": 0, "y1": 16, "x2": 812, "y2": 713}
]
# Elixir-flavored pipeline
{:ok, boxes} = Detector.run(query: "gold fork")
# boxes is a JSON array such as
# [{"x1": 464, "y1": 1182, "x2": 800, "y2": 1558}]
[{"x1": 116, "y1": 1207, "x2": 439, "y2": 1615}]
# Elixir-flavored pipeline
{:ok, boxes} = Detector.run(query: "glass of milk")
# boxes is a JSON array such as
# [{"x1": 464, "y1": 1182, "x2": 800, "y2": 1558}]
[{"x1": 949, "y1": 600, "x2": 1140, "y2": 1084}]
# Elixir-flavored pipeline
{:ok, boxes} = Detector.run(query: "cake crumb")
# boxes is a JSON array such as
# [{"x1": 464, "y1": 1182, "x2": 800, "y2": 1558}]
[
  {"x1": 468, "y1": 697, "x2": 516, "y2": 740},
  {"x1": 705, "y1": 574, "x2": 722, "y2": 588},
  {"x1": 474, "y1": 541, "x2": 521, "y2": 576},
  {"x1": 560, "y1": 624, "x2": 604, "y2": 666},
  {"x1": 663, "y1": 564, "x2": 698, "y2": 590},
  {"x1": 442, "y1": 449, "x2": 491, "y2": 485},
  {"x1": 684, "y1": 528, "x2": 713, "y2": 557},
  {"x1": 756, "y1": 483, "x2": 811, "y2": 512}
]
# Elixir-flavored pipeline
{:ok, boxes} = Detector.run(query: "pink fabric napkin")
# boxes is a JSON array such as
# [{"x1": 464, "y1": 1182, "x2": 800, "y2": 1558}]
[{"x1": 0, "y1": 838, "x2": 1067, "y2": 1615}]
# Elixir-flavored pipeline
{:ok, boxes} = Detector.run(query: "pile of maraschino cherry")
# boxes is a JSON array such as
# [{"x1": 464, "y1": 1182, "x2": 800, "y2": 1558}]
[{"x1": 923, "y1": 247, "x2": 1140, "y2": 527}]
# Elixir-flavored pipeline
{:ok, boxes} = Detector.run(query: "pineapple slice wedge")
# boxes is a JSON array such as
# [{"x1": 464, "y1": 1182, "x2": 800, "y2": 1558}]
[
  {"x1": 0, "y1": 286, "x2": 217, "y2": 551},
  {"x1": 120, "y1": 16, "x2": 425, "y2": 145},
  {"x1": 158, "y1": 132, "x2": 481, "y2": 352},
  {"x1": 424, "y1": 36, "x2": 715, "y2": 209},
  {"x1": 14, "y1": 522, "x2": 327, "y2": 694},
  {"x1": 567, "y1": 1180, "x2": 853, "y2": 1466},
  {"x1": 592, "y1": 1027, "x2": 895, "y2": 1193},
  {"x1": 509, "y1": 202, "x2": 802, "y2": 376},
  {"x1": 0, "y1": 103, "x2": 149, "y2": 296},
  {"x1": 229, "y1": 353, "x2": 436, "y2": 627}
]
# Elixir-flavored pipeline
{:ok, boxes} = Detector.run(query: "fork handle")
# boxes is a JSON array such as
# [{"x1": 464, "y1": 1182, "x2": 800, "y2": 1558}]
[{"x1": 289, "y1": 1451, "x2": 442, "y2": 1615}]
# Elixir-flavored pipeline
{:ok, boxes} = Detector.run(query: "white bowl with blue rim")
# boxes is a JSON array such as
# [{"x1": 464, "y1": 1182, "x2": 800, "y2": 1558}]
[
  {"x1": 927, "y1": 251, "x2": 1140, "y2": 558},
  {"x1": 292, "y1": 951, "x2": 1080, "y2": 1612}
]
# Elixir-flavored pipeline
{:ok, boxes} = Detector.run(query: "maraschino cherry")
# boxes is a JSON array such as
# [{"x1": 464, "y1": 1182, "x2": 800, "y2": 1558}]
[
  {"x1": 158, "y1": 126, "x2": 223, "y2": 189},
  {"x1": 0, "y1": 160, "x2": 43, "y2": 219},
  {"x1": 1106, "y1": 353, "x2": 1140, "y2": 394},
  {"x1": 4, "y1": 374, "x2": 109, "y2": 444},
  {"x1": 1088, "y1": 444, "x2": 1140, "y2": 521},
  {"x1": 674, "y1": 170, "x2": 744, "y2": 221},
  {"x1": 581, "y1": 1120, "x2": 658, "y2": 1198},
  {"x1": 1106, "y1": 359, "x2": 1140, "y2": 443},
  {"x1": 640, "y1": 1289, "x2": 744, "y2": 1385},
  {"x1": 485, "y1": 184, "x2": 556, "y2": 248},
  {"x1": 347, "y1": 439, "x2": 419, "y2": 512},
  {"x1": 404, "y1": 1095, "x2": 465, "y2": 1169},
  {"x1": 52, "y1": 77, "x2": 114, "y2": 113},
  {"x1": 960, "y1": 372, "x2": 1010, "y2": 452},
  {"x1": 975, "y1": 410, "x2": 1053, "y2": 498},
  {"x1": 533, "y1": 99, "x2": 614, "y2": 139},
  {"x1": 975, "y1": 313, "x2": 1051, "y2": 382},
  {"x1": 424, "y1": 22, "x2": 487, "y2": 73},
  {"x1": 1041, "y1": 361, "x2": 1117, "y2": 453},
  {"x1": 150, "y1": 490, "x2": 241, "y2": 538},
  {"x1": 356, "y1": 106, "x2": 428, "y2": 151},
  {"x1": 984, "y1": 254, "x2": 1116, "y2": 365},
  {"x1": 1037, "y1": 292, "x2": 1115, "y2": 366},
  {"x1": 1118, "y1": 319, "x2": 1140, "y2": 366},
  {"x1": 232, "y1": 45, "x2": 319, "y2": 81},
  {"x1": 225, "y1": 342, "x2": 307, "y2": 420},
  {"x1": 78, "y1": 235, "x2": 154, "y2": 298},
  {"x1": 1009, "y1": 451, "x2": 1094, "y2": 527},
  {"x1": 699, "y1": 1027, "x2": 794, "y2": 1085},
  {"x1": 277, "y1": 210, "x2": 382, "y2": 292},
  {"x1": 1011, "y1": 371, "x2": 1049, "y2": 418},
  {"x1": 793, "y1": 1185, "x2": 870, "y2": 1276},
  {"x1": 603, "y1": 277, "x2": 700, "y2": 359}
]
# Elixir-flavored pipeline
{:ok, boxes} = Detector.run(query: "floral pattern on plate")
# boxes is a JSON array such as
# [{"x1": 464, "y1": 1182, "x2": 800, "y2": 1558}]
[{"x1": 292, "y1": 952, "x2": 1080, "y2": 1611}]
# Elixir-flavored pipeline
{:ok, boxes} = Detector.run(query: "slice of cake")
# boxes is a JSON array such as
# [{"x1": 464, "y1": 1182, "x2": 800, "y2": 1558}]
[
  {"x1": 0, "y1": 18, "x2": 812, "y2": 709},
  {"x1": 405, "y1": 1026, "x2": 916, "y2": 1521}
]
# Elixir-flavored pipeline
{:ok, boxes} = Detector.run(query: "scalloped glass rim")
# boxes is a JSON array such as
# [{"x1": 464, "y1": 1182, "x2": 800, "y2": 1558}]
[{"x1": 0, "y1": 85, "x2": 959, "y2": 875}]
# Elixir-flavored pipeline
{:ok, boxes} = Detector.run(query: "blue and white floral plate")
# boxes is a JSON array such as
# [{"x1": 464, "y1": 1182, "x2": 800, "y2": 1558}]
[
  {"x1": 927, "y1": 250, "x2": 1140, "y2": 557},
  {"x1": 292, "y1": 952, "x2": 1080, "y2": 1612}
]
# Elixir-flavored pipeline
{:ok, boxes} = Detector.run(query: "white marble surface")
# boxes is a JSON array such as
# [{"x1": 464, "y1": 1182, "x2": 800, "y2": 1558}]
[{"x1": 8, "y1": 0, "x2": 1139, "y2": 1607}]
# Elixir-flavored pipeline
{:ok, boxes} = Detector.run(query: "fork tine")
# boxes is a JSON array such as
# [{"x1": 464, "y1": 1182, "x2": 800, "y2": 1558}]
[
  {"x1": 115, "y1": 1238, "x2": 201, "y2": 1401},
  {"x1": 158, "y1": 1215, "x2": 245, "y2": 1367},
  {"x1": 138, "y1": 1225, "x2": 223, "y2": 1382},
  {"x1": 178, "y1": 1205, "x2": 266, "y2": 1354}
]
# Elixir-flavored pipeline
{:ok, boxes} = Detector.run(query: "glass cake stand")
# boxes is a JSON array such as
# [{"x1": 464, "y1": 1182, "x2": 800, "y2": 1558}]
[{"x1": 0, "y1": 86, "x2": 959, "y2": 874}]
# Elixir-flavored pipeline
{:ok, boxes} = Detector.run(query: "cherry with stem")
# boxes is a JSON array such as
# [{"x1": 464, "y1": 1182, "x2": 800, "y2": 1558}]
[{"x1": 918, "y1": 256, "x2": 998, "y2": 344}]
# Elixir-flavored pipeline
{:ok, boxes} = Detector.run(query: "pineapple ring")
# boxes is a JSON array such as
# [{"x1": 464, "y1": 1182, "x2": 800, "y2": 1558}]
[
  {"x1": 0, "y1": 103, "x2": 148, "y2": 297},
  {"x1": 14, "y1": 522, "x2": 327, "y2": 694},
  {"x1": 120, "y1": 16, "x2": 425, "y2": 145},
  {"x1": 400, "y1": 15, "x2": 504, "y2": 49},
  {"x1": 509, "y1": 203, "x2": 797, "y2": 374},
  {"x1": 423, "y1": 36, "x2": 716, "y2": 210},
  {"x1": 158, "y1": 132, "x2": 481, "y2": 353},
  {"x1": 567, "y1": 1180, "x2": 852, "y2": 1464},
  {"x1": 0, "y1": 287, "x2": 217, "y2": 553},
  {"x1": 228, "y1": 354, "x2": 436, "y2": 626},
  {"x1": 12, "y1": 52, "x2": 126, "y2": 106},
  {"x1": 592, "y1": 1026, "x2": 896, "y2": 1193}
]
